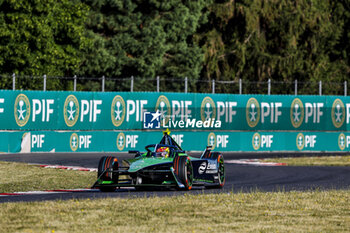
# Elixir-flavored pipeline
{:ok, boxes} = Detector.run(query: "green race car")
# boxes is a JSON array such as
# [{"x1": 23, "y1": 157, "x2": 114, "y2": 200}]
[{"x1": 92, "y1": 130, "x2": 225, "y2": 191}]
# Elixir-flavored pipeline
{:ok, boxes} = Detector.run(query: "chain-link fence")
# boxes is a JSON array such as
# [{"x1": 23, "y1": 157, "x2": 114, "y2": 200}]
[{"x1": 0, "y1": 74, "x2": 348, "y2": 95}]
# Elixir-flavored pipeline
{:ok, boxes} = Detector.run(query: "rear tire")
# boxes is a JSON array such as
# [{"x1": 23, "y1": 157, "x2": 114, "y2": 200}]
[
  {"x1": 97, "y1": 156, "x2": 119, "y2": 192},
  {"x1": 208, "y1": 152, "x2": 225, "y2": 189},
  {"x1": 174, "y1": 156, "x2": 193, "y2": 190}
]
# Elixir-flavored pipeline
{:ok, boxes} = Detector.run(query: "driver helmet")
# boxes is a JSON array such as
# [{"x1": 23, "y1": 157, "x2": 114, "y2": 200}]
[{"x1": 156, "y1": 146, "x2": 170, "y2": 158}]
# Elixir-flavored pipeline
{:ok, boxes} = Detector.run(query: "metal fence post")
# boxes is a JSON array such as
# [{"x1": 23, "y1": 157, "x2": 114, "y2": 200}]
[
  {"x1": 157, "y1": 76, "x2": 159, "y2": 92},
  {"x1": 12, "y1": 73, "x2": 16, "y2": 90},
  {"x1": 185, "y1": 77, "x2": 188, "y2": 93},
  {"x1": 43, "y1": 74, "x2": 46, "y2": 91},
  {"x1": 102, "y1": 75, "x2": 105, "y2": 92},
  {"x1": 239, "y1": 79, "x2": 242, "y2": 94},
  {"x1": 344, "y1": 81, "x2": 347, "y2": 96},
  {"x1": 268, "y1": 79, "x2": 271, "y2": 95},
  {"x1": 295, "y1": 80, "x2": 298, "y2": 95},
  {"x1": 212, "y1": 80, "x2": 215, "y2": 94},
  {"x1": 130, "y1": 76, "x2": 134, "y2": 92},
  {"x1": 73, "y1": 75, "x2": 77, "y2": 91},
  {"x1": 319, "y1": 81, "x2": 322, "y2": 96}
]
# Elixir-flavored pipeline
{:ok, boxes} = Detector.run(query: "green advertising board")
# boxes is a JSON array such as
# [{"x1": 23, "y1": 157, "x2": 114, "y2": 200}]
[
  {"x1": 0, "y1": 130, "x2": 349, "y2": 153},
  {"x1": 1, "y1": 89, "x2": 350, "y2": 153},
  {"x1": 1, "y1": 90, "x2": 350, "y2": 131}
]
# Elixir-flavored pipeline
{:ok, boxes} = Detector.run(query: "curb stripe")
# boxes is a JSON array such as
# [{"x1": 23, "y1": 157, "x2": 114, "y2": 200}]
[
  {"x1": 30, "y1": 164, "x2": 97, "y2": 172},
  {"x1": 225, "y1": 159, "x2": 286, "y2": 166}
]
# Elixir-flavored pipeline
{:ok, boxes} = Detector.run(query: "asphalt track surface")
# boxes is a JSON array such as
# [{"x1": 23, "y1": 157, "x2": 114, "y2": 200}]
[{"x1": 1, "y1": 152, "x2": 350, "y2": 203}]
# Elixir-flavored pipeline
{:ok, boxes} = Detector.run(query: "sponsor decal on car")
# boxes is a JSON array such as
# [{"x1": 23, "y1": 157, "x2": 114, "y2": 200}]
[
  {"x1": 205, "y1": 162, "x2": 218, "y2": 174},
  {"x1": 198, "y1": 162, "x2": 207, "y2": 174}
]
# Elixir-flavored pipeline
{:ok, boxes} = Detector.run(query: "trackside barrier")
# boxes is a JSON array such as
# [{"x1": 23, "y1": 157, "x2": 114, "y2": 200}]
[
  {"x1": 1, "y1": 90, "x2": 350, "y2": 131},
  {"x1": 0, "y1": 90, "x2": 350, "y2": 153},
  {"x1": 0, "y1": 131, "x2": 349, "y2": 153}
]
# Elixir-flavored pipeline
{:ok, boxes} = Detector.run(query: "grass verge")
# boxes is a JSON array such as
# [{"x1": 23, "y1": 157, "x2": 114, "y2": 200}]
[
  {"x1": 0, "y1": 161, "x2": 96, "y2": 193},
  {"x1": 0, "y1": 190, "x2": 349, "y2": 232},
  {"x1": 263, "y1": 155, "x2": 350, "y2": 166}
]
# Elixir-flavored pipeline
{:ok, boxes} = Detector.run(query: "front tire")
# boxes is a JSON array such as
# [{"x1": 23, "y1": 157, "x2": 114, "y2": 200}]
[
  {"x1": 97, "y1": 156, "x2": 119, "y2": 192},
  {"x1": 174, "y1": 156, "x2": 193, "y2": 190}
]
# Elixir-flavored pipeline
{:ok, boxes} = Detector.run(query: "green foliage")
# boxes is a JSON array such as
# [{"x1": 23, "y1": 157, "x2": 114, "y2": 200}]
[
  {"x1": 197, "y1": 0, "x2": 350, "y2": 94},
  {"x1": 1, "y1": 0, "x2": 349, "y2": 94},
  {"x1": 78, "y1": 0, "x2": 209, "y2": 83},
  {"x1": 0, "y1": 0, "x2": 91, "y2": 77}
]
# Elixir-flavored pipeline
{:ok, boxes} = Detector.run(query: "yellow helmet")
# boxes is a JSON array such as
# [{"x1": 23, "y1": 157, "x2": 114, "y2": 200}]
[{"x1": 156, "y1": 146, "x2": 170, "y2": 158}]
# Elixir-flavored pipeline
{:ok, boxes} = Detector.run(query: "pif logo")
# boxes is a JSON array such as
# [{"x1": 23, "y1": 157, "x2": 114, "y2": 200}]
[
  {"x1": 64, "y1": 95, "x2": 79, "y2": 127},
  {"x1": 338, "y1": 133, "x2": 346, "y2": 151},
  {"x1": 252, "y1": 132, "x2": 261, "y2": 150},
  {"x1": 290, "y1": 98, "x2": 304, "y2": 128},
  {"x1": 116, "y1": 132, "x2": 125, "y2": 151},
  {"x1": 296, "y1": 133, "x2": 305, "y2": 150},
  {"x1": 70, "y1": 133, "x2": 79, "y2": 151},
  {"x1": 155, "y1": 95, "x2": 171, "y2": 126},
  {"x1": 14, "y1": 94, "x2": 30, "y2": 127},
  {"x1": 207, "y1": 132, "x2": 216, "y2": 150},
  {"x1": 246, "y1": 98, "x2": 260, "y2": 128},
  {"x1": 332, "y1": 99, "x2": 345, "y2": 128},
  {"x1": 201, "y1": 97, "x2": 216, "y2": 122},
  {"x1": 111, "y1": 95, "x2": 125, "y2": 127}
]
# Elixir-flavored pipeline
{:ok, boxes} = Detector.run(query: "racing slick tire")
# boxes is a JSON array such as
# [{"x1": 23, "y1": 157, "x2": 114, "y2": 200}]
[
  {"x1": 206, "y1": 152, "x2": 225, "y2": 189},
  {"x1": 97, "y1": 156, "x2": 119, "y2": 192},
  {"x1": 174, "y1": 156, "x2": 193, "y2": 190}
]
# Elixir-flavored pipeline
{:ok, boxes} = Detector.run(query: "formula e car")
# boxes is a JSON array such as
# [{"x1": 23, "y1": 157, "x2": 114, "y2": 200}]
[{"x1": 92, "y1": 130, "x2": 225, "y2": 191}]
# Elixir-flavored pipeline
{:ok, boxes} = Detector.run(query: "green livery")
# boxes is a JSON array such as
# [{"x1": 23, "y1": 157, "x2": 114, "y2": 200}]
[{"x1": 92, "y1": 130, "x2": 225, "y2": 191}]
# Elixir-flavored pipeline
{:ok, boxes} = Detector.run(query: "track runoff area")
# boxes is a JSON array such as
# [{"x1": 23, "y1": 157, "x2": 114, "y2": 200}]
[{"x1": 1, "y1": 152, "x2": 350, "y2": 203}]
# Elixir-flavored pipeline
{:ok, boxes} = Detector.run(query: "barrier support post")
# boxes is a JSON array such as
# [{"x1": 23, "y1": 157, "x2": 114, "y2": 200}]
[
  {"x1": 74, "y1": 75, "x2": 77, "y2": 91},
  {"x1": 43, "y1": 74, "x2": 46, "y2": 91},
  {"x1": 345, "y1": 81, "x2": 347, "y2": 96},
  {"x1": 102, "y1": 76, "x2": 105, "y2": 92},
  {"x1": 12, "y1": 73, "x2": 15, "y2": 90},
  {"x1": 131, "y1": 76, "x2": 134, "y2": 92},
  {"x1": 212, "y1": 79, "x2": 215, "y2": 94},
  {"x1": 157, "y1": 76, "x2": 159, "y2": 92}
]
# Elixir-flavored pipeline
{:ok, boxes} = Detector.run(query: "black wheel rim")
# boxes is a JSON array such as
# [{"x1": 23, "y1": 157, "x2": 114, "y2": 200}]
[
  {"x1": 185, "y1": 159, "x2": 193, "y2": 187},
  {"x1": 218, "y1": 157, "x2": 225, "y2": 185}
]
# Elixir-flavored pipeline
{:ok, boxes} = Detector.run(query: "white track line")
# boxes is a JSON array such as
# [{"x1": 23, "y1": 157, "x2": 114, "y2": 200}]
[
  {"x1": 225, "y1": 159, "x2": 286, "y2": 166},
  {"x1": 0, "y1": 187, "x2": 137, "y2": 196},
  {"x1": 0, "y1": 189, "x2": 99, "y2": 196}
]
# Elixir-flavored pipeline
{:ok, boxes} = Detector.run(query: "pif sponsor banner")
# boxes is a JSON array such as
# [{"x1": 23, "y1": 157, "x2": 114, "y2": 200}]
[
  {"x1": 1, "y1": 130, "x2": 350, "y2": 153},
  {"x1": 3, "y1": 89, "x2": 350, "y2": 131}
]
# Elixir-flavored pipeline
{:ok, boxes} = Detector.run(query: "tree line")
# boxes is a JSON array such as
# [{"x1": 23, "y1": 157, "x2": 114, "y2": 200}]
[{"x1": 1, "y1": 0, "x2": 349, "y2": 94}]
